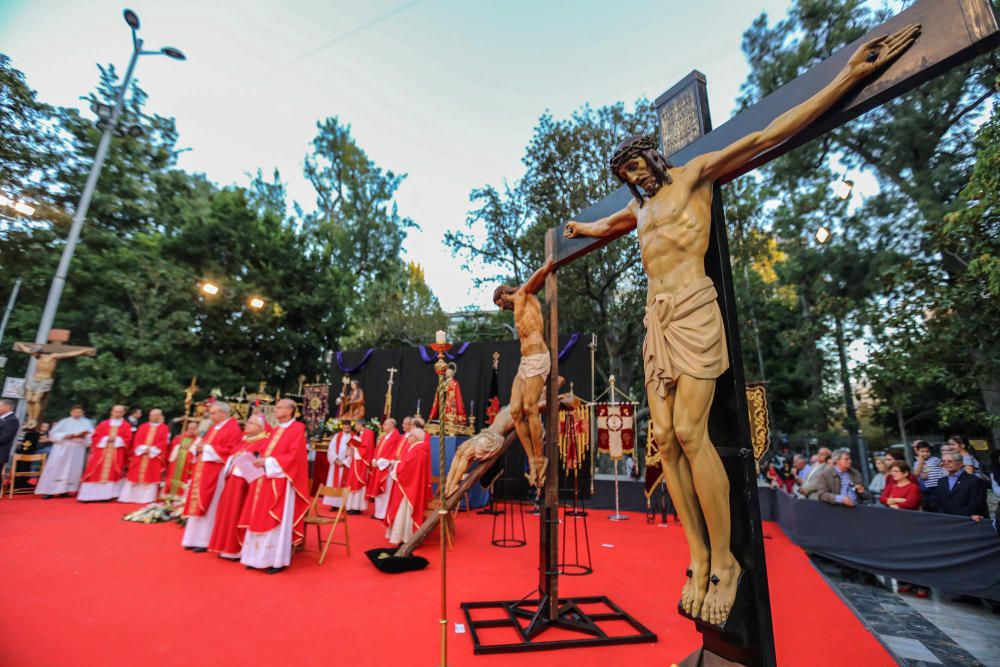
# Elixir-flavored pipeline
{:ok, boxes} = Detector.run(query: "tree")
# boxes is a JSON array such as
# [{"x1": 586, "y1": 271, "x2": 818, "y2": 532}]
[
  {"x1": 737, "y1": 0, "x2": 1000, "y2": 446},
  {"x1": 447, "y1": 100, "x2": 653, "y2": 397}
]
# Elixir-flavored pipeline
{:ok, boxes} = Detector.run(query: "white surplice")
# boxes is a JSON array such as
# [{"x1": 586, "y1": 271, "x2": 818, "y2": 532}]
[
  {"x1": 35, "y1": 416, "x2": 95, "y2": 496},
  {"x1": 241, "y1": 420, "x2": 296, "y2": 569},
  {"x1": 372, "y1": 458, "x2": 396, "y2": 520},
  {"x1": 323, "y1": 432, "x2": 353, "y2": 508}
]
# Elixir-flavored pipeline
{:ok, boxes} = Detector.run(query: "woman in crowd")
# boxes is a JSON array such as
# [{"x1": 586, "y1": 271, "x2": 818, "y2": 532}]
[
  {"x1": 881, "y1": 460, "x2": 922, "y2": 510},
  {"x1": 949, "y1": 435, "x2": 981, "y2": 476},
  {"x1": 882, "y1": 460, "x2": 927, "y2": 598},
  {"x1": 868, "y1": 456, "x2": 888, "y2": 503}
]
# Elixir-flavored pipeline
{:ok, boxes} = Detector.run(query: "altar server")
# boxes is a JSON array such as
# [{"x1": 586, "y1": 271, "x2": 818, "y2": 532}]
[{"x1": 35, "y1": 406, "x2": 94, "y2": 497}]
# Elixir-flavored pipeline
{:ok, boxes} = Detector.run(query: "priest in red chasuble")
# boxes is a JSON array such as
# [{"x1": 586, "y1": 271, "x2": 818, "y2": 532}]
[
  {"x1": 118, "y1": 408, "x2": 169, "y2": 504},
  {"x1": 323, "y1": 421, "x2": 354, "y2": 508},
  {"x1": 367, "y1": 417, "x2": 402, "y2": 520},
  {"x1": 164, "y1": 420, "x2": 199, "y2": 498},
  {"x1": 78, "y1": 404, "x2": 134, "y2": 502},
  {"x1": 181, "y1": 402, "x2": 243, "y2": 551},
  {"x1": 385, "y1": 417, "x2": 432, "y2": 546},
  {"x1": 345, "y1": 420, "x2": 374, "y2": 513},
  {"x1": 429, "y1": 364, "x2": 467, "y2": 425},
  {"x1": 208, "y1": 413, "x2": 270, "y2": 560},
  {"x1": 238, "y1": 399, "x2": 309, "y2": 573}
]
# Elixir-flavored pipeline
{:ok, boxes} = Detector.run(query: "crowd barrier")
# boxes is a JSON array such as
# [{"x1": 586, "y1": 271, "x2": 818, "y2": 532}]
[{"x1": 759, "y1": 487, "x2": 1000, "y2": 600}]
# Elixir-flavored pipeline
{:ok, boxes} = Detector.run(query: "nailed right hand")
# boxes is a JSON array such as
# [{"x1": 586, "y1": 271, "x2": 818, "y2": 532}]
[{"x1": 563, "y1": 221, "x2": 583, "y2": 238}]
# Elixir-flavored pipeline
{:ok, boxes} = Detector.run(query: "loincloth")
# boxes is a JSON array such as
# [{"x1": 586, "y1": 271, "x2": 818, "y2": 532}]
[
  {"x1": 643, "y1": 276, "x2": 729, "y2": 398},
  {"x1": 517, "y1": 352, "x2": 550, "y2": 381},
  {"x1": 471, "y1": 430, "x2": 505, "y2": 460},
  {"x1": 25, "y1": 377, "x2": 54, "y2": 394}
]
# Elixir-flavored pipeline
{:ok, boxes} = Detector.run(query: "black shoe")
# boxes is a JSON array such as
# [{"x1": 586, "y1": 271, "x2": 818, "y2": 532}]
[
  {"x1": 266, "y1": 567, "x2": 285, "y2": 575},
  {"x1": 191, "y1": 547, "x2": 207, "y2": 553},
  {"x1": 184, "y1": 546, "x2": 196, "y2": 551},
  {"x1": 42, "y1": 495, "x2": 53, "y2": 500}
]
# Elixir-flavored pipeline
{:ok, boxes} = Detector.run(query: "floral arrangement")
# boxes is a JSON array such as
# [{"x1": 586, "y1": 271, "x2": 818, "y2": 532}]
[{"x1": 122, "y1": 495, "x2": 187, "y2": 525}]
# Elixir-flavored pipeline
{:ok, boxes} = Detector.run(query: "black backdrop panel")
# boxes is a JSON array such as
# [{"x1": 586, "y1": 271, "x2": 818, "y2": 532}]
[{"x1": 330, "y1": 335, "x2": 592, "y2": 499}]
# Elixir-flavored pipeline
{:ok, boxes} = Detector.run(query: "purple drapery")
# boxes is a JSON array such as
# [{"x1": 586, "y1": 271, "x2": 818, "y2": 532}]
[
  {"x1": 336, "y1": 349, "x2": 375, "y2": 373},
  {"x1": 418, "y1": 342, "x2": 472, "y2": 363},
  {"x1": 558, "y1": 333, "x2": 580, "y2": 361}
]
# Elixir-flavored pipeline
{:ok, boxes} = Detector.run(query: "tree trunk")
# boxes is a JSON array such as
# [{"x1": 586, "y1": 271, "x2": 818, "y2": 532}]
[{"x1": 834, "y1": 314, "x2": 865, "y2": 481}]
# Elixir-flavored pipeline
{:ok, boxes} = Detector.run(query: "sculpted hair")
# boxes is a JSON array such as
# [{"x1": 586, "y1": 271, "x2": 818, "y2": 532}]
[
  {"x1": 609, "y1": 134, "x2": 674, "y2": 206},
  {"x1": 492, "y1": 284, "x2": 516, "y2": 305}
]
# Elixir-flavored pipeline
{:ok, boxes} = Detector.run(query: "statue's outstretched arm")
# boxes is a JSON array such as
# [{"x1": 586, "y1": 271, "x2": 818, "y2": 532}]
[{"x1": 695, "y1": 24, "x2": 920, "y2": 185}]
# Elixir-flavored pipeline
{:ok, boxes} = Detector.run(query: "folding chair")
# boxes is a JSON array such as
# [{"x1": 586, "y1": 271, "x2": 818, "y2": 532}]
[
  {"x1": 3, "y1": 453, "x2": 47, "y2": 499},
  {"x1": 303, "y1": 485, "x2": 351, "y2": 564}
]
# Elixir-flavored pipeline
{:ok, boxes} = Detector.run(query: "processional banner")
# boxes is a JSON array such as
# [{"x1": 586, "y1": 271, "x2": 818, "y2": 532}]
[
  {"x1": 596, "y1": 402, "x2": 635, "y2": 460},
  {"x1": 303, "y1": 384, "x2": 330, "y2": 434},
  {"x1": 558, "y1": 404, "x2": 590, "y2": 473}
]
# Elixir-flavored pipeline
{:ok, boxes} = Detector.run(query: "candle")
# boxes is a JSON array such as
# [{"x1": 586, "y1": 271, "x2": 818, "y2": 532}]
[
  {"x1": 470, "y1": 400, "x2": 474, "y2": 416},
  {"x1": 435, "y1": 330, "x2": 446, "y2": 344},
  {"x1": 416, "y1": 399, "x2": 421, "y2": 414}
]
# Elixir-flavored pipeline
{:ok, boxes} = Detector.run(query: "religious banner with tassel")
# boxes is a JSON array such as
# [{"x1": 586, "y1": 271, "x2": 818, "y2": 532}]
[
  {"x1": 558, "y1": 403, "x2": 590, "y2": 474},
  {"x1": 595, "y1": 402, "x2": 636, "y2": 460},
  {"x1": 644, "y1": 426, "x2": 664, "y2": 506},
  {"x1": 303, "y1": 384, "x2": 330, "y2": 436}
]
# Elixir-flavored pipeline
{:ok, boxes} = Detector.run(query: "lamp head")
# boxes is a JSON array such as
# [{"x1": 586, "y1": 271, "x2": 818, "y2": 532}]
[
  {"x1": 161, "y1": 47, "x2": 186, "y2": 61},
  {"x1": 123, "y1": 9, "x2": 140, "y2": 30}
]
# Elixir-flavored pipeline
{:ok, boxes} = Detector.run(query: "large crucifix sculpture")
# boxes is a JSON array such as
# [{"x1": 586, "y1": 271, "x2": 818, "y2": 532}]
[
  {"x1": 13, "y1": 330, "x2": 96, "y2": 430},
  {"x1": 405, "y1": 1, "x2": 998, "y2": 662},
  {"x1": 547, "y1": 1, "x2": 997, "y2": 665}
]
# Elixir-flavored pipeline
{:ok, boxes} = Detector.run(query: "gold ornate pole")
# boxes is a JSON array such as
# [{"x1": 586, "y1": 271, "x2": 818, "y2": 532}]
[{"x1": 429, "y1": 333, "x2": 452, "y2": 667}]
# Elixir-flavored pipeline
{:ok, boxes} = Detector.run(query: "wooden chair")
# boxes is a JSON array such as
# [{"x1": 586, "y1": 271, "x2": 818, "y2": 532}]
[
  {"x1": 303, "y1": 485, "x2": 351, "y2": 564},
  {"x1": 2, "y1": 453, "x2": 47, "y2": 499}
]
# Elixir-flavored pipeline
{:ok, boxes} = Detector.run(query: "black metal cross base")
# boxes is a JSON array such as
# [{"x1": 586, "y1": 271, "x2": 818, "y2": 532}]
[{"x1": 460, "y1": 595, "x2": 657, "y2": 654}]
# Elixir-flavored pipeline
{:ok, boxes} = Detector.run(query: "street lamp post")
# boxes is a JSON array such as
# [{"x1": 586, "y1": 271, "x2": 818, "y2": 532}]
[{"x1": 28, "y1": 9, "x2": 184, "y2": 355}]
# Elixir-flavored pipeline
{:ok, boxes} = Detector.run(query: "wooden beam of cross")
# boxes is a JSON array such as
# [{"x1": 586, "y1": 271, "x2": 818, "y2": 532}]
[{"x1": 549, "y1": 0, "x2": 1000, "y2": 268}]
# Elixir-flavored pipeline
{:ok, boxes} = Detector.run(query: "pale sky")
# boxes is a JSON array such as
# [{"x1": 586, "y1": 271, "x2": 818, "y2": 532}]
[{"x1": 1, "y1": 0, "x2": 809, "y2": 311}]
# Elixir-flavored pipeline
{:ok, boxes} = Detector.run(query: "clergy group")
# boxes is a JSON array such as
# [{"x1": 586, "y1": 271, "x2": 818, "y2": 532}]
[{"x1": 32, "y1": 399, "x2": 434, "y2": 573}]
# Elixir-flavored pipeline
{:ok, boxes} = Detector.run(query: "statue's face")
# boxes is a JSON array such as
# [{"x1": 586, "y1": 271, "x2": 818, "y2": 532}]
[
  {"x1": 493, "y1": 291, "x2": 514, "y2": 311},
  {"x1": 617, "y1": 155, "x2": 658, "y2": 193}
]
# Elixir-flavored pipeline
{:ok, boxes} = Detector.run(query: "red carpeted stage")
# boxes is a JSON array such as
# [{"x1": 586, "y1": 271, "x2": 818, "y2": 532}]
[{"x1": 0, "y1": 496, "x2": 893, "y2": 666}]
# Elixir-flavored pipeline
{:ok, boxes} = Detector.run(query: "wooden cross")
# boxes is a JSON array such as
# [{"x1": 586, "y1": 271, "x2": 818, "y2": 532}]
[{"x1": 536, "y1": 2, "x2": 998, "y2": 665}]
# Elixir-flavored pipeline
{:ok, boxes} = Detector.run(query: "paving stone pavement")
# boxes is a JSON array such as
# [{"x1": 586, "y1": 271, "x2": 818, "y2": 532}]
[{"x1": 809, "y1": 555, "x2": 1000, "y2": 667}]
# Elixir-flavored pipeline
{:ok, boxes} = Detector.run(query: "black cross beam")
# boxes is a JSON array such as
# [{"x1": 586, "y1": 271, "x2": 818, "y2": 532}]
[{"x1": 535, "y1": 1, "x2": 998, "y2": 666}]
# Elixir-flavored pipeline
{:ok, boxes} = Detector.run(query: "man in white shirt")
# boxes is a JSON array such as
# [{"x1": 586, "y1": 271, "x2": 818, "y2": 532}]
[{"x1": 35, "y1": 406, "x2": 95, "y2": 498}]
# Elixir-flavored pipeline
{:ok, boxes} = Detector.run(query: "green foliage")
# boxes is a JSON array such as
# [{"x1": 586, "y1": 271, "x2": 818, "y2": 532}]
[
  {"x1": 0, "y1": 55, "x2": 434, "y2": 420},
  {"x1": 737, "y1": 0, "x2": 1000, "y2": 445}
]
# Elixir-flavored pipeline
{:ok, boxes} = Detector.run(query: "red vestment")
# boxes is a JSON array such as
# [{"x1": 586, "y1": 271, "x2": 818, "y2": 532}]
[
  {"x1": 429, "y1": 378, "x2": 467, "y2": 423},
  {"x1": 125, "y1": 422, "x2": 168, "y2": 485},
  {"x1": 366, "y1": 430, "x2": 401, "y2": 499},
  {"x1": 348, "y1": 429, "x2": 374, "y2": 493},
  {"x1": 208, "y1": 432, "x2": 267, "y2": 555},
  {"x1": 384, "y1": 433, "x2": 432, "y2": 531},
  {"x1": 165, "y1": 435, "x2": 196, "y2": 496},
  {"x1": 238, "y1": 421, "x2": 310, "y2": 544},
  {"x1": 81, "y1": 419, "x2": 134, "y2": 484},
  {"x1": 183, "y1": 418, "x2": 242, "y2": 516}
]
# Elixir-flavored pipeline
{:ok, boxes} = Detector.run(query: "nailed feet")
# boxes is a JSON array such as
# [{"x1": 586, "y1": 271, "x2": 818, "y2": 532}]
[
  {"x1": 701, "y1": 556, "x2": 742, "y2": 626},
  {"x1": 680, "y1": 556, "x2": 710, "y2": 618}
]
